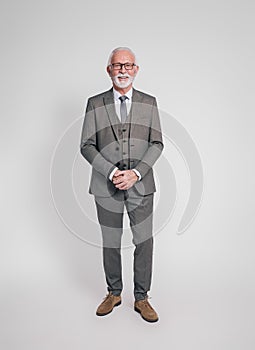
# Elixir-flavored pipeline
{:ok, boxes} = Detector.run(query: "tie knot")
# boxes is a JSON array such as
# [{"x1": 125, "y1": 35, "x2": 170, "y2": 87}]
[{"x1": 119, "y1": 95, "x2": 128, "y2": 103}]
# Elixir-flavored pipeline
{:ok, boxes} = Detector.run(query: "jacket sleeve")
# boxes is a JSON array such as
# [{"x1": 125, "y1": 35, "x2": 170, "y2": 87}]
[
  {"x1": 80, "y1": 98, "x2": 116, "y2": 179},
  {"x1": 134, "y1": 98, "x2": 164, "y2": 178}
]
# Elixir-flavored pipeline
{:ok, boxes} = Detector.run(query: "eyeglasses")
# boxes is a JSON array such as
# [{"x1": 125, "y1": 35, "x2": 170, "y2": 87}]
[{"x1": 110, "y1": 63, "x2": 136, "y2": 70}]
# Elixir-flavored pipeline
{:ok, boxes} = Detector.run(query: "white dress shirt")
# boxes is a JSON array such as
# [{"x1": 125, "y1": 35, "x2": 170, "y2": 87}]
[
  {"x1": 109, "y1": 87, "x2": 141, "y2": 182},
  {"x1": 113, "y1": 87, "x2": 132, "y2": 120}
]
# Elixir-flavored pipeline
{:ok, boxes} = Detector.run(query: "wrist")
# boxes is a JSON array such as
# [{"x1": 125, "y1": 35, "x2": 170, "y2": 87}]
[
  {"x1": 109, "y1": 167, "x2": 119, "y2": 181},
  {"x1": 132, "y1": 169, "x2": 141, "y2": 181},
  {"x1": 132, "y1": 170, "x2": 139, "y2": 181}
]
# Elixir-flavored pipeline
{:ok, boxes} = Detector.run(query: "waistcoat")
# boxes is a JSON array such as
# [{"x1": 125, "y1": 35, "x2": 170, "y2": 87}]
[{"x1": 116, "y1": 108, "x2": 132, "y2": 171}]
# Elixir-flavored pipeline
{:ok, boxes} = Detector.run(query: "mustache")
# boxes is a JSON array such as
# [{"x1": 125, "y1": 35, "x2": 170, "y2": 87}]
[{"x1": 116, "y1": 73, "x2": 131, "y2": 78}]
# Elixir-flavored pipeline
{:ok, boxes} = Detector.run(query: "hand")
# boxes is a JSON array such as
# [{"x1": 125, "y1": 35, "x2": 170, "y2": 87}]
[{"x1": 112, "y1": 170, "x2": 138, "y2": 190}]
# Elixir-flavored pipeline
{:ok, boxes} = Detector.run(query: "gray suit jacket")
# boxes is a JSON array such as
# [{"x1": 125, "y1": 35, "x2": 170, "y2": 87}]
[{"x1": 80, "y1": 87, "x2": 164, "y2": 197}]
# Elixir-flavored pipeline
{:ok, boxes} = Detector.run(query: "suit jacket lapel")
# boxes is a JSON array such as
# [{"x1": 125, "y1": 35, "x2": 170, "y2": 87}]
[
  {"x1": 131, "y1": 88, "x2": 144, "y2": 117},
  {"x1": 103, "y1": 88, "x2": 120, "y2": 142},
  {"x1": 130, "y1": 88, "x2": 144, "y2": 136}
]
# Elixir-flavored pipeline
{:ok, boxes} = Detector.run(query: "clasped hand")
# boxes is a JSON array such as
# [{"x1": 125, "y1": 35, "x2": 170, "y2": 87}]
[{"x1": 112, "y1": 169, "x2": 138, "y2": 190}]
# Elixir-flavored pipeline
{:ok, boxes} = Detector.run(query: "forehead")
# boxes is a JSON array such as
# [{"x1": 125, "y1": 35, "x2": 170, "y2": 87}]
[{"x1": 111, "y1": 50, "x2": 135, "y2": 63}]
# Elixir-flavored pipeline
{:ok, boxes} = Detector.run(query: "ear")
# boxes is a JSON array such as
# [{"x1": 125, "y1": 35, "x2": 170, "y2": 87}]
[
  {"x1": 135, "y1": 65, "x2": 139, "y2": 74},
  {"x1": 106, "y1": 65, "x2": 111, "y2": 75}
]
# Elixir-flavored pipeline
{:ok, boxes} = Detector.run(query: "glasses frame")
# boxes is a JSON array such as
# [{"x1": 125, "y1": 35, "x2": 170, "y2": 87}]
[{"x1": 110, "y1": 62, "x2": 137, "y2": 70}]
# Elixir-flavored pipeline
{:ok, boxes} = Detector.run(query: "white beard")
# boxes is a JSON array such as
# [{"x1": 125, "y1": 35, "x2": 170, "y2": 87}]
[{"x1": 111, "y1": 73, "x2": 135, "y2": 88}]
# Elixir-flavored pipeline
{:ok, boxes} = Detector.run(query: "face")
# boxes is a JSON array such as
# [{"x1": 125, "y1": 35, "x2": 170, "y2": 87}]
[{"x1": 107, "y1": 50, "x2": 139, "y2": 89}]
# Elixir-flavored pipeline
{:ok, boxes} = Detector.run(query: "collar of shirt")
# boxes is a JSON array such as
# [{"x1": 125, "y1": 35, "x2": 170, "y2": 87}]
[{"x1": 113, "y1": 87, "x2": 133, "y2": 102}]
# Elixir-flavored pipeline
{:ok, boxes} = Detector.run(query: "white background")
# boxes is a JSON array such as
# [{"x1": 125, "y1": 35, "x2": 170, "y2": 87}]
[{"x1": 1, "y1": 1, "x2": 255, "y2": 349}]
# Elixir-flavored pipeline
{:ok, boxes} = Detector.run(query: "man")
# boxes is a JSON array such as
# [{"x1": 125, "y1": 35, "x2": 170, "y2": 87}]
[{"x1": 80, "y1": 47, "x2": 163, "y2": 322}]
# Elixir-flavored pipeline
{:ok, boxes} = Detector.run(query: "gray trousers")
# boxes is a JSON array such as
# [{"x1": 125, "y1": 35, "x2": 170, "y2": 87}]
[{"x1": 94, "y1": 190, "x2": 154, "y2": 301}]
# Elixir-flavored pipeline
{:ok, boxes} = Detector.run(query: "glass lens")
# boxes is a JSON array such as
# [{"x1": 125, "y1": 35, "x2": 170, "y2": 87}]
[
  {"x1": 112, "y1": 63, "x2": 121, "y2": 70},
  {"x1": 125, "y1": 64, "x2": 133, "y2": 70},
  {"x1": 111, "y1": 63, "x2": 134, "y2": 70}
]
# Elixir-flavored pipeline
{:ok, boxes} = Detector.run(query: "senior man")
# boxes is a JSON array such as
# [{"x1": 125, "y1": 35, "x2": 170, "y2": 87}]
[{"x1": 80, "y1": 47, "x2": 163, "y2": 322}]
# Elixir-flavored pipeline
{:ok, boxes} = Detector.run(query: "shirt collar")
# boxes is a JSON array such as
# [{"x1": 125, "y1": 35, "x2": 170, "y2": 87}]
[{"x1": 113, "y1": 87, "x2": 133, "y2": 101}]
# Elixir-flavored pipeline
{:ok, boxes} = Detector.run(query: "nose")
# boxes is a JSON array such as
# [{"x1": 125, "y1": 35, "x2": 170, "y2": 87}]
[{"x1": 120, "y1": 64, "x2": 126, "y2": 73}]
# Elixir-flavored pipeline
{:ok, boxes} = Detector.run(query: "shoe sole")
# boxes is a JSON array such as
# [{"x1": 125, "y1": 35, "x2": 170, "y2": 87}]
[
  {"x1": 96, "y1": 300, "x2": 121, "y2": 316},
  {"x1": 134, "y1": 306, "x2": 159, "y2": 323}
]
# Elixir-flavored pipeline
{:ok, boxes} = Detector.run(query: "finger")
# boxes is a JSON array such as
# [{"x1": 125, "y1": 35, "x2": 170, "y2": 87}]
[
  {"x1": 117, "y1": 184, "x2": 127, "y2": 190},
  {"x1": 116, "y1": 170, "x2": 126, "y2": 176},
  {"x1": 116, "y1": 180, "x2": 131, "y2": 189},
  {"x1": 113, "y1": 171, "x2": 122, "y2": 177},
  {"x1": 115, "y1": 182, "x2": 128, "y2": 189},
  {"x1": 113, "y1": 174, "x2": 124, "y2": 180},
  {"x1": 113, "y1": 176, "x2": 126, "y2": 183},
  {"x1": 115, "y1": 184, "x2": 126, "y2": 189},
  {"x1": 113, "y1": 179, "x2": 124, "y2": 185}
]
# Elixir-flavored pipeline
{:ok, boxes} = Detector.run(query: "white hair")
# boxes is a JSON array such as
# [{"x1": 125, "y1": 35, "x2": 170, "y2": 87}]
[{"x1": 107, "y1": 47, "x2": 138, "y2": 66}]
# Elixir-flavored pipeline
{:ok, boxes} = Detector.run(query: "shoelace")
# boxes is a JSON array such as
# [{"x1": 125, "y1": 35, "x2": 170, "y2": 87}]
[
  {"x1": 102, "y1": 293, "x2": 116, "y2": 303},
  {"x1": 140, "y1": 297, "x2": 154, "y2": 310},
  {"x1": 103, "y1": 293, "x2": 112, "y2": 301}
]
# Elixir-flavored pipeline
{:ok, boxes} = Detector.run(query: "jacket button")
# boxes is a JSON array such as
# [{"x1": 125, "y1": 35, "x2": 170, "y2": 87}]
[{"x1": 116, "y1": 147, "x2": 119, "y2": 151}]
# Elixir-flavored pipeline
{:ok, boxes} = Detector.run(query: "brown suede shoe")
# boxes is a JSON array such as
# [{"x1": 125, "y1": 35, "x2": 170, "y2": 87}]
[
  {"x1": 134, "y1": 297, "x2": 159, "y2": 322},
  {"x1": 96, "y1": 292, "x2": 121, "y2": 316}
]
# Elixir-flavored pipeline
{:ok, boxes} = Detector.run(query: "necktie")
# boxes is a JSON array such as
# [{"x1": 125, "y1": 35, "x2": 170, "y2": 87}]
[{"x1": 119, "y1": 95, "x2": 128, "y2": 123}]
